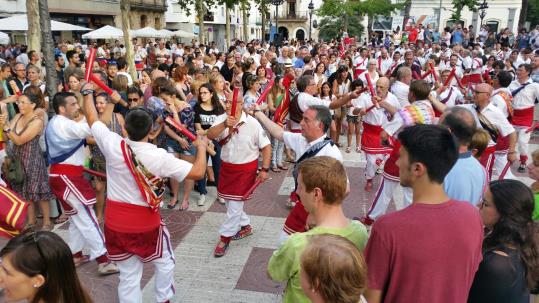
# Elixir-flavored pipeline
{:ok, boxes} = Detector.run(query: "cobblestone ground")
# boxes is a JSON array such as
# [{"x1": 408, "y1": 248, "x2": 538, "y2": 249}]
[{"x1": 0, "y1": 134, "x2": 536, "y2": 303}]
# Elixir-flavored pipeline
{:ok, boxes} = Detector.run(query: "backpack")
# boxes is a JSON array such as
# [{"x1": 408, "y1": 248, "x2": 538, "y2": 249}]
[{"x1": 289, "y1": 94, "x2": 303, "y2": 123}]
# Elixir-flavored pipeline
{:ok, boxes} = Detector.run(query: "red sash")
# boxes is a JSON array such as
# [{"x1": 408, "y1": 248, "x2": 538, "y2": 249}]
[
  {"x1": 217, "y1": 160, "x2": 258, "y2": 201},
  {"x1": 495, "y1": 135, "x2": 510, "y2": 152},
  {"x1": 49, "y1": 165, "x2": 97, "y2": 214},
  {"x1": 0, "y1": 186, "x2": 28, "y2": 239},
  {"x1": 361, "y1": 122, "x2": 392, "y2": 154},
  {"x1": 494, "y1": 91, "x2": 513, "y2": 121},
  {"x1": 382, "y1": 140, "x2": 401, "y2": 180},
  {"x1": 283, "y1": 201, "x2": 309, "y2": 235},
  {"x1": 512, "y1": 107, "x2": 534, "y2": 127},
  {"x1": 104, "y1": 200, "x2": 164, "y2": 263}
]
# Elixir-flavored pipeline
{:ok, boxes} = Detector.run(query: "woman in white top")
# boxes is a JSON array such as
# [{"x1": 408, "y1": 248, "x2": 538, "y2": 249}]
[
  {"x1": 359, "y1": 60, "x2": 380, "y2": 88},
  {"x1": 320, "y1": 82, "x2": 337, "y2": 143},
  {"x1": 313, "y1": 62, "x2": 327, "y2": 93},
  {"x1": 333, "y1": 65, "x2": 351, "y2": 147},
  {"x1": 346, "y1": 80, "x2": 363, "y2": 153}
]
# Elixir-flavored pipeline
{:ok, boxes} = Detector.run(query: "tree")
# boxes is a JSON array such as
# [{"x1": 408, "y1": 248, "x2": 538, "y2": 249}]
[
  {"x1": 317, "y1": 0, "x2": 405, "y2": 39},
  {"x1": 38, "y1": 0, "x2": 56, "y2": 114},
  {"x1": 26, "y1": 0, "x2": 41, "y2": 54},
  {"x1": 197, "y1": 0, "x2": 205, "y2": 44},
  {"x1": 518, "y1": 0, "x2": 529, "y2": 28},
  {"x1": 527, "y1": 0, "x2": 539, "y2": 27},
  {"x1": 318, "y1": 15, "x2": 364, "y2": 41},
  {"x1": 120, "y1": 0, "x2": 137, "y2": 81},
  {"x1": 449, "y1": 0, "x2": 480, "y2": 23}
]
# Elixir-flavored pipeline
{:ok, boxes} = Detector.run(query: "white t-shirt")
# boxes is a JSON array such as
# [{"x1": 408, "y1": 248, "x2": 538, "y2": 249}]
[
  {"x1": 212, "y1": 112, "x2": 270, "y2": 164},
  {"x1": 47, "y1": 115, "x2": 91, "y2": 167},
  {"x1": 91, "y1": 121, "x2": 192, "y2": 207},
  {"x1": 283, "y1": 132, "x2": 343, "y2": 162}
]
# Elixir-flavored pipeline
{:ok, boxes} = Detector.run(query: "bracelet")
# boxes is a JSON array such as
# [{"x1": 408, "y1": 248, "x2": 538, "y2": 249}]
[
  {"x1": 81, "y1": 89, "x2": 94, "y2": 96},
  {"x1": 260, "y1": 167, "x2": 269, "y2": 172}
]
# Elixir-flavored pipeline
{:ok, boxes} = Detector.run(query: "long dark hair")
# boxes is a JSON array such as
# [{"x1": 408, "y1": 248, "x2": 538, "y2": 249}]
[
  {"x1": 487, "y1": 179, "x2": 539, "y2": 288},
  {"x1": 0, "y1": 231, "x2": 93, "y2": 303},
  {"x1": 197, "y1": 83, "x2": 224, "y2": 115}
]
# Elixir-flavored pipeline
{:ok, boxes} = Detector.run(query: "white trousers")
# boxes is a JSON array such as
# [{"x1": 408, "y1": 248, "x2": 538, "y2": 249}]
[
  {"x1": 515, "y1": 126, "x2": 531, "y2": 162},
  {"x1": 365, "y1": 153, "x2": 385, "y2": 180},
  {"x1": 117, "y1": 232, "x2": 175, "y2": 303},
  {"x1": 219, "y1": 200, "x2": 250, "y2": 237},
  {"x1": 492, "y1": 151, "x2": 516, "y2": 180},
  {"x1": 66, "y1": 192, "x2": 107, "y2": 260},
  {"x1": 367, "y1": 177, "x2": 413, "y2": 220}
]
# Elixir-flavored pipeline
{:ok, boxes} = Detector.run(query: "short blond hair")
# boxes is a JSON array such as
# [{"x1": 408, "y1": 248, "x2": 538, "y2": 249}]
[
  {"x1": 470, "y1": 129, "x2": 490, "y2": 159},
  {"x1": 298, "y1": 156, "x2": 347, "y2": 204},
  {"x1": 301, "y1": 234, "x2": 367, "y2": 303}
]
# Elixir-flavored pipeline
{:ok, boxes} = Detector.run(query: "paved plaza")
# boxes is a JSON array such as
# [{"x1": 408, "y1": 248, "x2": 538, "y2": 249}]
[{"x1": 0, "y1": 135, "x2": 537, "y2": 303}]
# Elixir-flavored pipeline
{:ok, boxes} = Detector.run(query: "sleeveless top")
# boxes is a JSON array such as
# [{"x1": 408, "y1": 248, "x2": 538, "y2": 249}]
[{"x1": 90, "y1": 113, "x2": 122, "y2": 164}]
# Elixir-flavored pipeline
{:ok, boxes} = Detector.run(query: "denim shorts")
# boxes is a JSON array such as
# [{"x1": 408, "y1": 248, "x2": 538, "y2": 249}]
[{"x1": 166, "y1": 138, "x2": 197, "y2": 156}]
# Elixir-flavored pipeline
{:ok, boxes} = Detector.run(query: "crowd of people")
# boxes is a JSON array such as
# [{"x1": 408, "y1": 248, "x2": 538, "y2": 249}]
[{"x1": 0, "y1": 20, "x2": 537, "y2": 303}]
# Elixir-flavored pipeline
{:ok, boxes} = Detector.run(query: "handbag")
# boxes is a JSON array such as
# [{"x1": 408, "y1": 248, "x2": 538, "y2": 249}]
[{"x1": 5, "y1": 156, "x2": 24, "y2": 185}]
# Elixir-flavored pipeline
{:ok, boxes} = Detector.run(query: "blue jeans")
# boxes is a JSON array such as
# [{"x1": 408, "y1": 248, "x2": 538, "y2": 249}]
[{"x1": 197, "y1": 140, "x2": 222, "y2": 195}]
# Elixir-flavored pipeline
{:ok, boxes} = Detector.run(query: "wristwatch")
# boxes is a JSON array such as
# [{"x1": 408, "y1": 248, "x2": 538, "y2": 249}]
[{"x1": 81, "y1": 89, "x2": 94, "y2": 96}]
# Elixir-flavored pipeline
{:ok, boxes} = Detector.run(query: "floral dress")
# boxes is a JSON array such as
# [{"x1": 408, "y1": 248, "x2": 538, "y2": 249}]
[{"x1": 10, "y1": 115, "x2": 54, "y2": 201}]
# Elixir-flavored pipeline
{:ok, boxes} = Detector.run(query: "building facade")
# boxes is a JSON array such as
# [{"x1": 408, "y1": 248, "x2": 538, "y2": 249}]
[{"x1": 391, "y1": 0, "x2": 522, "y2": 35}]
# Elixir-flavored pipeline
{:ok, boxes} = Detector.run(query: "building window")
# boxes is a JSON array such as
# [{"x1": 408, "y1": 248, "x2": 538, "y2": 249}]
[
  {"x1": 140, "y1": 15, "x2": 147, "y2": 28},
  {"x1": 486, "y1": 20, "x2": 499, "y2": 33},
  {"x1": 155, "y1": 17, "x2": 161, "y2": 29}
]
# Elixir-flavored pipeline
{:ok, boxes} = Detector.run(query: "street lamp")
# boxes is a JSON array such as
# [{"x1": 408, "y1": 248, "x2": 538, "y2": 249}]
[
  {"x1": 271, "y1": 0, "x2": 284, "y2": 41},
  {"x1": 478, "y1": 0, "x2": 489, "y2": 28},
  {"x1": 308, "y1": 0, "x2": 314, "y2": 41}
]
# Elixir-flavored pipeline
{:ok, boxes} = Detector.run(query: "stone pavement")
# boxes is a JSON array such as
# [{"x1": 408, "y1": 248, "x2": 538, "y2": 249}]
[{"x1": 0, "y1": 135, "x2": 536, "y2": 303}]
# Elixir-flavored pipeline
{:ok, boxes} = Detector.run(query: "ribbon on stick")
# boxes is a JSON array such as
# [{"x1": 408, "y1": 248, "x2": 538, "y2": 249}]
[
  {"x1": 90, "y1": 74, "x2": 114, "y2": 95},
  {"x1": 84, "y1": 48, "x2": 96, "y2": 82},
  {"x1": 256, "y1": 79, "x2": 274, "y2": 105}
]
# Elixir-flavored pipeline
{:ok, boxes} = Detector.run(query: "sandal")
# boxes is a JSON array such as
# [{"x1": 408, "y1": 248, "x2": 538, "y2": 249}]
[
  {"x1": 278, "y1": 165, "x2": 289, "y2": 170},
  {"x1": 54, "y1": 214, "x2": 69, "y2": 225},
  {"x1": 271, "y1": 167, "x2": 281, "y2": 173},
  {"x1": 179, "y1": 201, "x2": 189, "y2": 211},
  {"x1": 345, "y1": 147, "x2": 352, "y2": 153},
  {"x1": 167, "y1": 198, "x2": 178, "y2": 209},
  {"x1": 356, "y1": 146, "x2": 361, "y2": 153}
]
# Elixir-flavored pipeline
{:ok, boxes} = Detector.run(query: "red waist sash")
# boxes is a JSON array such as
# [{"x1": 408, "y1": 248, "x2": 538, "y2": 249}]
[
  {"x1": 512, "y1": 107, "x2": 534, "y2": 127},
  {"x1": 217, "y1": 160, "x2": 258, "y2": 201},
  {"x1": 105, "y1": 199, "x2": 161, "y2": 233},
  {"x1": 361, "y1": 122, "x2": 391, "y2": 154},
  {"x1": 383, "y1": 140, "x2": 401, "y2": 179},
  {"x1": 495, "y1": 135, "x2": 509, "y2": 152},
  {"x1": 50, "y1": 164, "x2": 84, "y2": 176}
]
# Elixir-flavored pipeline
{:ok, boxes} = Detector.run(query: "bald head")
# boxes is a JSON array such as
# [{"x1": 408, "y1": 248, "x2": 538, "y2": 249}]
[
  {"x1": 440, "y1": 106, "x2": 476, "y2": 147},
  {"x1": 475, "y1": 83, "x2": 492, "y2": 95},
  {"x1": 376, "y1": 77, "x2": 390, "y2": 97}
]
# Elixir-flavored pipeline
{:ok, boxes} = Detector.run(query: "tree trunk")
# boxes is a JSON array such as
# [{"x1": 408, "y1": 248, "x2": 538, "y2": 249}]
[
  {"x1": 225, "y1": 3, "x2": 231, "y2": 51},
  {"x1": 197, "y1": 0, "x2": 205, "y2": 44},
  {"x1": 38, "y1": 0, "x2": 55, "y2": 114},
  {"x1": 518, "y1": 0, "x2": 528, "y2": 28},
  {"x1": 403, "y1": 0, "x2": 411, "y2": 29},
  {"x1": 242, "y1": 3, "x2": 248, "y2": 41},
  {"x1": 260, "y1": 1, "x2": 266, "y2": 42},
  {"x1": 120, "y1": 0, "x2": 137, "y2": 81},
  {"x1": 26, "y1": 0, "x2": 41, "y2": 55}
]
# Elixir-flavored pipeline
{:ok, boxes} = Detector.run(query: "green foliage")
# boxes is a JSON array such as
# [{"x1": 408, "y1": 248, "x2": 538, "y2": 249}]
[
  {"x1": 528, "y1": 0, "x2": 539, "y2": 26},
  {"x1": 318, "y1": 0, "x2": 406, "y2": 18},
  {"x1": 450, "y1": 0, "x2": 480, "y2": 22},
  {"x1": 318, "y1": 15, "x2": 364, "y2": 41}
]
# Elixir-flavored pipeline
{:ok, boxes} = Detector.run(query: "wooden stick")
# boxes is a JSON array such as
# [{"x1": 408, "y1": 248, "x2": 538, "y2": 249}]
[{"x1": 84, "y1": 47, "x2": 96, "y2": 82}]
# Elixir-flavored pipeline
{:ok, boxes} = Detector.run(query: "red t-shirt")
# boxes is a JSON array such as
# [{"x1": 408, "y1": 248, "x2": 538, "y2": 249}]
[
  {"x1": 409, "y1": 28, "x2": 419, "y2": 43},
  {"x1": 365, "y1": 200, "x2": 483, "y2": 303}
]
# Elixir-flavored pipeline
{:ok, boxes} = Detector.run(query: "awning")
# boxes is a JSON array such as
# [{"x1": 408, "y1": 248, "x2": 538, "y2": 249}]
[
  {"x1": 0, "y1": 14, "x2": 90, "y2": 31},
  {"x1": 82, "y1": 25, "x2": 124, "y2": 40},
  {"x1": 131, "y1": 27, "x2": 167, "y2": 38}
]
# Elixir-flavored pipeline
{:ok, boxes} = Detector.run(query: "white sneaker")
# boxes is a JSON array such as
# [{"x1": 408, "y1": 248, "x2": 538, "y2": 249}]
[
  {"x1": 197, "y1": 194, "x2": 206, "y2": 206},
  {"x1": 218, "y1": 197, "x2": 226, "y2": 204},
  {"x1": 98, "y1": 262, "x2": 119, "y2": 275}
]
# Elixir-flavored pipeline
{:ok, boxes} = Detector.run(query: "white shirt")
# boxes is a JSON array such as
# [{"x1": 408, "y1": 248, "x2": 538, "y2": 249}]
[
  {"x1": 436, "y1": 86, "x2": 464, "y2": 107},
  {"x1": 508, "y1": 79, "x2": 539, "y2": 109},
  {"x1": 384, "y1": 100, "x2": 433, "y2": 136},
  {"x1": 491, "y1": 87, "x2": 512, "y2": 117},
  {"x1": 377, "y1": 57, "x2": 393, "y2": 75},
  {"x1": 358, "y1": 72, "x2": 379, "y2": 89},
  {"x1": 471, "y1": 58, "x2": 483, "y2": 74},
  {"x1": 212, "y1": 112, "x2": 270, "y2": 164},
  {"x1": 49, "y1": 115, "x2": 91, "y2": 167},
  {"x1": 353, "y1": 56, "x2": 368, "y2": 70},
  {"x1": 283, "y1": 133, "x2": 343, "y2": 163},
  {"x1": 352, "y1": 92, "x2": 400, "y2": 126},
  {"x1": 390, "y1": 81, "x2": 410, "y2": 107},
  {"x1": 298, "y1": 92, "x2": 332, "y2": 112},
  {"x1": 460, "y1": 103, "x2": 515, "y2": 147},
  {"x1": 91, "y1": 121, "x2": 192, "y2": 207},
  {"x1": 515, "y1": 56, "x2": 531, "y2": 68}
]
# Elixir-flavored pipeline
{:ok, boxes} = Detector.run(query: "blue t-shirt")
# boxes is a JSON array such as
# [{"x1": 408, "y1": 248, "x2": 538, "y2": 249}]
[
  {"x1": 452, "y1": 30, "x2": 463, "y2": 44},
  {"x1": 444, "y1": 152, "x2": 486, "y2": 206},
  {"x1": 293, "y1": 58, "x2": 305, "y2": 69}
]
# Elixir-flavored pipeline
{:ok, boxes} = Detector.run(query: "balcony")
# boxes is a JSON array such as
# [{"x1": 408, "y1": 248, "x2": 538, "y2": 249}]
[
  {"x1": 130, "y1": 0, "x2": 167, "y2": 12},
  {"x1": 276, "y1": 10, "x2": 309, "y2": 22}
]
